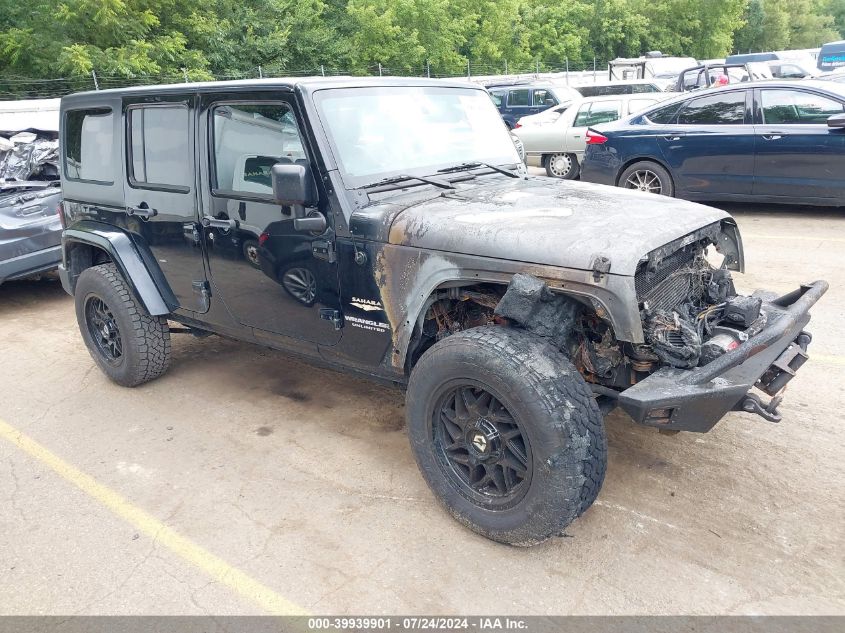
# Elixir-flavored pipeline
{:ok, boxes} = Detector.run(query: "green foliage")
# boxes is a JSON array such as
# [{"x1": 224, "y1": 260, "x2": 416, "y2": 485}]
[
  {"x1": 734, "y1": 0, "x2": 843, "y2": 52},
  {"x1": 1, "y1": 0, "x2": 844, "y2": 83}
]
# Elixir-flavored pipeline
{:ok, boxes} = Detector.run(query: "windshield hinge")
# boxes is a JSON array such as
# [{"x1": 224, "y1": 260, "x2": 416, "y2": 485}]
[{"x1": 591, "y1": 256, "x2": 611, "y2": 282}]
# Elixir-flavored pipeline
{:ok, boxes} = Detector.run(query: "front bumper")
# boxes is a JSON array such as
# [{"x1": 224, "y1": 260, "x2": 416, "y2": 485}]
[{"x1": 617, "y1": 281, "x2": 828, "y2": 432}]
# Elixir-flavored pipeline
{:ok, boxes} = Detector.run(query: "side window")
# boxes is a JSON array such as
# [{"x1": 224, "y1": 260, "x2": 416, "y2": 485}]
[
  {"x1": 532, "y1": 89, "x2": 557, "y2": 107},
  {"x1": 508, "y1": 89, "x2": 530, "y2": 107},
  {"x1": 489, "y1": 91, "x2": 505, "y2": 107},
  {"x1": 646, "y1": 102, "x2": 682, "y2": 124},
  {"x1": 677, "y1": 91, "x2": 747, "y2": 124},
  {"x1": 632, "y1": 84, "x2": 659, "y2": 93},
  {"x1": 574, "y1": 101, "x2": 621, "y2": 127},
  {"x1": 128, "y1": 105, "x2": 191, "y2": 190},
  {"x1": 212, "y1": 103, "x2": 305, "y2": 197},
  {"x1": 573, "y1": 103, "x2": 593, "y2": 127},
  {"x1": 64, "y1": 108, "x2": 114, "y2": 183},
  {"x1": 777, "y1": 64, "x2": 806, "y2": 79},
  {"x1": 760, "y1": 89, "x2": 845, "y2": 124}
]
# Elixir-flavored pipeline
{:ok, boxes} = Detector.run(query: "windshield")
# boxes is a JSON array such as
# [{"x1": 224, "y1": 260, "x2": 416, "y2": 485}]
[{"x1": 314, "y1": 86, "x2": 519, "y2": 187}]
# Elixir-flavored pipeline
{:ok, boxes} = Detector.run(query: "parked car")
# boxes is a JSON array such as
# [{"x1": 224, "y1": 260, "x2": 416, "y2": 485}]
[
  {"x1": 487, "y1": 81, "x2": 580, "y2": 128},
  {"x1": 514, "y1": 94, "x2": 672, "y2": 179},
  {"x1": 573, "y1": 79, "x2": 671, "y2": 97},
  {"x1": 0, "y1": 181, "x2": 62, "y2": 285},
  {"x1": 0, "y1": 99, "x2": 62, "y2": 286},
  {"x1": 817, "y1": 40, "x2": 845, "y2": 73},
  {"x1": 59, "y1": 77, "x2": 826, "y2": 546},
  {"x1": 580, "y1": 80, "x2": 845, "y2": 206}
]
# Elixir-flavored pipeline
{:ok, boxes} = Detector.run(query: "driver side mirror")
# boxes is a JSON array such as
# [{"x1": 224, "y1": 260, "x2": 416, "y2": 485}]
[
  {"x1": 271, "y1": 163, "x2": 325, "y2": 232},
  {"x1": 827, "y1": 113, "x2": 845, "y2": 128},
  {"x1": 271, "y1": 163, "x2": 316, "y2": 209}
]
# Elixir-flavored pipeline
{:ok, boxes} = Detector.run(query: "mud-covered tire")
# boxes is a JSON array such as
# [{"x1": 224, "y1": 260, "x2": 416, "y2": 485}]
[
  {"x1": 74, "y1": 263, "x2": 171, "y2": 387},
  {"x1": 406, "y1": 326, "x2": 606, "y2": 546}
]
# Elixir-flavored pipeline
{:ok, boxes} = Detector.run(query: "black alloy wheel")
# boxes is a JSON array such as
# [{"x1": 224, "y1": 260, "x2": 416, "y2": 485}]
[
  {"x1": 433, "y1": 382, "x2": 531, "y2": 510},
  {"x1": 85, "y1": 295, "x2": 123, "y2": 364}
]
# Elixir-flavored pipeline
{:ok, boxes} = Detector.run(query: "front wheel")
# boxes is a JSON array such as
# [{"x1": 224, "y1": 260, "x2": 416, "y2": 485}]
[
  {"x1": 406, "y1": 327, "x2": 607, "y2": 546},
  {"x1": 619, "y1": 161, "x2": 674, "y2": 196},
  {"x1": 545, "y1": 153, "x2": 579, "y2": 179},
  {"x1": 74, "y1": 263, "x2": 171, "y2": 387}
]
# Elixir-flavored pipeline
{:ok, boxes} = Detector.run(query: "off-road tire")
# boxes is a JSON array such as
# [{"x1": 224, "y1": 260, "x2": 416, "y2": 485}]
[
  {"x1": 74, "y1": 263, "x2": 171, "y2": 387},
  {"x1": 406, "y1": 326, "x2": 607, "y2": 546}
]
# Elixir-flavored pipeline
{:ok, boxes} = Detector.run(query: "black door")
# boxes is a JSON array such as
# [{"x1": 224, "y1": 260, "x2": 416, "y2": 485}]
[
  {"x1": 656, "y1": 89, "x2": 756, "y2": 196},
  {"x1": 753, "y1": 87, "x2": 845, "y2": 201},
  {"x1": 122, "y1": 98, "x2": 208, "y2": 312},
  {"x1": 198, "y1": 97, "x2": 342, "y2": 345}
]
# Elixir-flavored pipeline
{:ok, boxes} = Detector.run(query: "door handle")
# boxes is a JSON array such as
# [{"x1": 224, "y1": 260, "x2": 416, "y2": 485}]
[
  {"x1": 201, "y1": 215, "x2": 237, "y2": 230},
  {"x1": 761, "y1": 134, "x2": 783, "y2": 141},
  {"x1": 126, "y1": 203, "x2": 157, "y2": 219},
  {"x1": 663, "y1": 134, "x2": 685, "y2": 141}
]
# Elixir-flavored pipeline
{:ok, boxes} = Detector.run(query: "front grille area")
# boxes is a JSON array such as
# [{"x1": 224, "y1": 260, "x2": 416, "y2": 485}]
[{"x1": 636, "y1": 247, "x2": 697, "y2": 311}]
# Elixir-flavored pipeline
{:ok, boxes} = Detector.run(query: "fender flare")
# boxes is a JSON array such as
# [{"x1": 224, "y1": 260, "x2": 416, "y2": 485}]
[{"x1": 63, "y1": 222, "x2": 174, "y2": 316}]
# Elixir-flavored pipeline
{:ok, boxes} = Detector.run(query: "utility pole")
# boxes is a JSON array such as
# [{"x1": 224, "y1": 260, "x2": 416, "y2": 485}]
[
  {"x1": 378, "y1": 63, "x2": 383, "y2": 76},
  {"x1": 320, "y1": 65, "x2": 325, "y2": 76},
  {"x1": 91, "y1": 70, "x2": 99, "y2": 90},
  {"x1": 258, "y1": 66, "x2": 263, "y2": 78}
]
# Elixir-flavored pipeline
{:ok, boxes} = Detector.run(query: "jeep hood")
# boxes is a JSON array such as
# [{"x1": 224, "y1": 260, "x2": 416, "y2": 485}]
[{"x1": 383, "y1": 178, "x2": 731, "y2": 276}]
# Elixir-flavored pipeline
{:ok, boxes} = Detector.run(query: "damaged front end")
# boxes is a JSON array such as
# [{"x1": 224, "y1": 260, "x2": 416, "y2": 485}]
[{"x1": 466, "y1": 221, "x2": 826, "y2": 433}]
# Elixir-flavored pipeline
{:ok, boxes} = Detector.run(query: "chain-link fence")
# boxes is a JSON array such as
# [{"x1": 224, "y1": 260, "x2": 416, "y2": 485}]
[{"x1": 0, "y1": 59, "x2": 613, "y2": 99}]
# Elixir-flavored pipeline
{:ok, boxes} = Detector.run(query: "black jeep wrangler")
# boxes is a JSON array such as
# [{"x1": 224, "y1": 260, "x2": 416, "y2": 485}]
[{"x1": 58, "y1": 78, "x2": 826, "y2": 546}]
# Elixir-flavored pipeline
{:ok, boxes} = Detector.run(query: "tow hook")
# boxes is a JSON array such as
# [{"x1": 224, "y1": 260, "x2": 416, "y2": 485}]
[{"x1": 735, "y1": 392, "x2": 783, "y2": 423}]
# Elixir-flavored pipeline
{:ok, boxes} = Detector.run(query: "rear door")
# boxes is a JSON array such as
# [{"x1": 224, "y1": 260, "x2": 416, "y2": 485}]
[
  {"x1": 656, "y1": 89, "x2": 755, "y2": 196},
  {"x1": 752, "y1": 87, "x2": 845, "y2": 201},
  {"x1": 506, "y1": 88, "x2": 534, "y2": 120},
  {"x1": 122, "y1": 96, "x2": 208, "y2": 312}
]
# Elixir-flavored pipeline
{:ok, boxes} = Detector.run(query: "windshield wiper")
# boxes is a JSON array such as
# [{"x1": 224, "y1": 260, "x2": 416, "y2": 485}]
[
  {"x1": 357, "y1": 174, "x2": 454, "y2": 190},
  {"x1": 436, "y1": 162, "x2": 520, "y2": 178}
]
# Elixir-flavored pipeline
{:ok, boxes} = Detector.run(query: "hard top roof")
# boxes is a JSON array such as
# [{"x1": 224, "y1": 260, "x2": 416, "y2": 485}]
[{"x1": 61, "y1": 76, "x2": 481, "y2": 103}]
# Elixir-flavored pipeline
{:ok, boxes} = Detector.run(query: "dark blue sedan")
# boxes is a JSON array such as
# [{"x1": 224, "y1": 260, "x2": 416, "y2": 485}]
[{"x1": 580, "y1": 80, "x2": 845, "y2": 206}]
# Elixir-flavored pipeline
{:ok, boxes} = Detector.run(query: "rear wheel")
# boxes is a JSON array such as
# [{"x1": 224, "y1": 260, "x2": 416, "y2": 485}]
[
  {"x1": 74, "y1": 263, "x2": 171, "y2": 387},
  {"x1": 406, "y1": 326, "x2": 606, "y2": 546},
  {"x1": 242, "y1": 239, "x2": 260, "y2": 269},
  {"x1": 545, "y1": 153, "x2": 579, "y2": 179},
  {"x1": 619, "y1": 161, "x2": 674, "y2": 196}
]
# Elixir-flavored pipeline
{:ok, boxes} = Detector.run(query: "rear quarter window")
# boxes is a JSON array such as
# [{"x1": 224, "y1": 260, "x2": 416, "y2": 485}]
[
  {"x1": 64, "y1": 108, "x2": 114, "y2": 184},
  {"x1": 643, "y1": 102, "x2": 683, "y2": 124}
]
